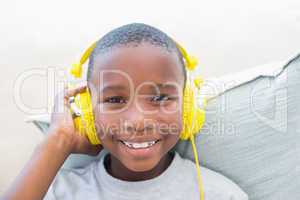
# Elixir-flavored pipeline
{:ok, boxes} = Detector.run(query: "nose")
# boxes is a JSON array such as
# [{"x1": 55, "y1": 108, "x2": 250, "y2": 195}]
[{"x1": 123, "y1": 101, "x2": 154, "y2": 135}]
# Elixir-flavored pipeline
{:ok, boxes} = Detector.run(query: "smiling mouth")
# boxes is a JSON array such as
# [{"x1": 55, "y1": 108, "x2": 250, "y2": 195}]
[
  {"x1": 119, "y1": 140, "x2": 161, "y2": 149},
  {"x1": 117, "y1": 139, "x2": 162, "y2": 158}
]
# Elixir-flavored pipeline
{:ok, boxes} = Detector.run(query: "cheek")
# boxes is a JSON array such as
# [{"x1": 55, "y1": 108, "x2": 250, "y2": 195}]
[
  {"x1": 93, "y1": 111, "x2": 121, "y2": 156},
  {"x1": 154, "y1": 113, "x2": 182, "y2": 149},
  {"x1": 92, "y1": 105, "x2": 120, "y2": 143},
  {"x1": 159, "y1": 101, "x2": 183, "y2": 135}
]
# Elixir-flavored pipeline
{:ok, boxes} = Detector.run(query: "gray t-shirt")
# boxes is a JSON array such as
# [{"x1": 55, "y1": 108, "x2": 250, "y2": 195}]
[{"x1": 44, "y1": 150, "x2": 248, "y2": 200}]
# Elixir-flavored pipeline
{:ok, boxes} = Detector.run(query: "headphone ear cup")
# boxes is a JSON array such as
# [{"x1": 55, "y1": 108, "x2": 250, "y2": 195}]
[
  {"x1": 180, "y1": 84, "x2": 194, "y2": 140},
  {"x1": 73, "y1": 89, "x2": 101, "y2": 145},
  {"x1": 180, "y1": 84, "x2": 205, "y2": 140}
]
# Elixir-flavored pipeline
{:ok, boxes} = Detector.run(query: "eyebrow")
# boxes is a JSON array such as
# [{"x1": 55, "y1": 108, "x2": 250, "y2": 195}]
[
  {"x1": 100, "y1": 82, "x2": 178, "y2": 93},
  {"x1": 101, "y1": 85, "x2": 127, "y2": 93},
  {"x1": 154, "y1": 83, "x2": 178, "y2": 89}
]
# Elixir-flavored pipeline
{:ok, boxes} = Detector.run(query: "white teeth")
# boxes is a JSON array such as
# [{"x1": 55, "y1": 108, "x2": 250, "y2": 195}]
[{"x1": 122, "y1": 141, "x2": 157, "y2": 149}]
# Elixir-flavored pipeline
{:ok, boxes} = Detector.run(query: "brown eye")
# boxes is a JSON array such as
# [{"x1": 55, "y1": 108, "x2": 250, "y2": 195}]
[
  {"x1": 151, "y1": 94, "x2": 170, "y2": 102},
  {"x1": 104, "y1": 96, "x2": 127, "y2": 104}
]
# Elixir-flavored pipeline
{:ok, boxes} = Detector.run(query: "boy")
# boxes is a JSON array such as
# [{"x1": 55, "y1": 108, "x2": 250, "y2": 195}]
[{"x1": 3, "y1": 23, "x2": 248, "y2": 200}]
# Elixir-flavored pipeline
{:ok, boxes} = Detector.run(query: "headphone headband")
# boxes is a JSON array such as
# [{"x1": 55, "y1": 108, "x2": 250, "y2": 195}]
[{"x1": 70, "y1": 41, "x2": 199, "y2": 79}]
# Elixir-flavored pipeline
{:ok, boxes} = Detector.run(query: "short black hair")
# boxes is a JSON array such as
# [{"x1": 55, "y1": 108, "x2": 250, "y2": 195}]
[{"x1": 87, "y1": 23, "x2": 187, "y2": 84}]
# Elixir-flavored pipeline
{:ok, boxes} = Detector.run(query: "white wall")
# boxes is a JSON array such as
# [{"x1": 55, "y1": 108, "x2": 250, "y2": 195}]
[{"x1": 0, "y1": 0, "x2": 299, "y2": 193}]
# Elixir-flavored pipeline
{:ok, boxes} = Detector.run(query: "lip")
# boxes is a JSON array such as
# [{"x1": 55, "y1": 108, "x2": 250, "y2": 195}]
[
  {"x1": 117, "y1": 138, "x2": 162, "y2": 143},
  {"x1": 117, "y1": 139, "x2": 162, "y2": 159}
]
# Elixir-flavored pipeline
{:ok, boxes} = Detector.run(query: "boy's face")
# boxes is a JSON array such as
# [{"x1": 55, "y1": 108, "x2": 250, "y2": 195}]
[{"x1": 89, "y1": 43, "x2": 185, "y2": 172}]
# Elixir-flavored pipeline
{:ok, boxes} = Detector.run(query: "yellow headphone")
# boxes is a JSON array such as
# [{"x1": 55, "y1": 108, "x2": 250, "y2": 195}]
[{"x1": 69, "y1": 40, "x2": 206, "y2": 200}]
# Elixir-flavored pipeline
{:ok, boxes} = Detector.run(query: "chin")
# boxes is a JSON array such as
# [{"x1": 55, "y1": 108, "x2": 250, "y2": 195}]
[{"x1": 123, "y1": 157, "x2": 161, "y2": 172}]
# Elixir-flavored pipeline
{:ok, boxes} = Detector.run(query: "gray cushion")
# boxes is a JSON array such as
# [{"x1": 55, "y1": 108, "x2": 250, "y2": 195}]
[{"x1": 174, "y1": 54, "x2": 300, "y2": 200}]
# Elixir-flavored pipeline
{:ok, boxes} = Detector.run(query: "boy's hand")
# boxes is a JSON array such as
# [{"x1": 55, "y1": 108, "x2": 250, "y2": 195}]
[
  {"x1": 47, "y1": 84, "x2": 103, "y2": 156},
  {"x1": 2, "y1": 83, "x2": 103, "y2": 200}
]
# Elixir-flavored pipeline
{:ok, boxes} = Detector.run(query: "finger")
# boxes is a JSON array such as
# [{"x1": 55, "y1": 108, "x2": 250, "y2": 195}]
[
  {"x1": 64, "y1": 83, "x2": 87, "y2": 99},
  {"x1": 51, "y1": 90, "x2": 70, "y2": 115}
]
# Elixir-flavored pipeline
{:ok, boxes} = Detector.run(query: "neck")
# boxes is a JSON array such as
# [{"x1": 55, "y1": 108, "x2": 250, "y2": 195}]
[{"x1": 104, "y1": 152, "x2": 174, "y2": 181}]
